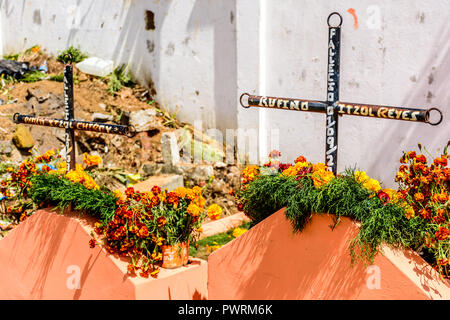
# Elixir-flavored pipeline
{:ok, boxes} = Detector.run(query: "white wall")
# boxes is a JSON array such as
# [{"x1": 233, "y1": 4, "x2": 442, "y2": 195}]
[
  {"x1": 1, "y1": 0, "x2": 449, "y2": 187},
  {"x1": 237, "y1": 0, "x2": 450, "y2": 187}
]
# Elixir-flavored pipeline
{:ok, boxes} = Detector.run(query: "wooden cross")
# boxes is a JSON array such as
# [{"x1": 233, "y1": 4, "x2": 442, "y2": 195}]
[
  {"x1": 13, "y1": 54, "x2": 136, "y2": 172},
  {"x1": 239, "y1": 12, "x2": 443, "y2": 175}
]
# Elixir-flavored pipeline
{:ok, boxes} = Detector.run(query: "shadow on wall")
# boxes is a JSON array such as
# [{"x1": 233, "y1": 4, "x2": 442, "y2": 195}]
[
  {"x1": 187, "y1": 0, "x2": 238, "y2": 132},
  {"x1": 368, "y1": 20, "x2": 450, "y2": 186}
]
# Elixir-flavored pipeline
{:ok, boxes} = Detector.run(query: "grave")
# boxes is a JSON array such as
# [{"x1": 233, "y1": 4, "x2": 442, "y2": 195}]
[
  {"x1": 0, "y1": 208, "x2": 208, "y2": 300},
  {"x1": 208, "y1": 208, "x2": 450, "y2": 300}
]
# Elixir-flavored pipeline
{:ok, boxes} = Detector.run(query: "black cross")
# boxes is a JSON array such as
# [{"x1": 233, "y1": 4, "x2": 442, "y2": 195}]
[
  {"x1": 13, "y1": 54, "x2": 136, "y2": 172},
  {"x1": 240, "y1": 12, "x2": 443, "y2": 175}
]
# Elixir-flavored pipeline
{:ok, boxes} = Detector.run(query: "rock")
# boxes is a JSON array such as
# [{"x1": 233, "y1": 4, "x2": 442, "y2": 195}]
[
  {"x1": 214, "y1": 161, "x2": 227, "y2": 169},
  {"x1": 211, "y1": 179, "x2": 227, "y2": 193},
  {"x1": 12, "y1": 125, "x2": 34, "y2": 149},
  {"x1": 0, "y1": 141, "x2": 12, "y2": 155},
  {"x1": 142, "y1": 163, "x2": 163, "y2": 176},
  {"x1": 129, "y1": 108, "x2": 156, "y2": 132},
  {"x1": 161, "y1": 132, "x2": 180, "y2": 165},
  {"x1": 187, "y1": 165, "x2": 214, "y2": 182},
  {"x1": 92, "y1": 112, "x2": 114, "y2": 122},
  {"x1": 98, "y1": 103, "x2": 107, "y2": 111}
]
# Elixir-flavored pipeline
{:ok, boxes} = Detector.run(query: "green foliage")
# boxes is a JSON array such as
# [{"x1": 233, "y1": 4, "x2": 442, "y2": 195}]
[
  {"x1": 3, "y1": 53, "x2": 19, "y2": 61},
  {"x1": 104, "y1": 64, "x2": 134, "y2": 94},
  {"x1": 20, "y1": 70, "x2": 46, "y2": 83},
  {"x1": 239, "y1": 169, "x2": 426, "y2": 265},
  {"x1": 49, "y1": 73, "x2": 64, "y2": 82},
  {"x1": 29, "y1": 173, "x2": 117, "y2": 223},
  {"x1": 57, "y1": 46, "x2": 88, "y2": 64}
]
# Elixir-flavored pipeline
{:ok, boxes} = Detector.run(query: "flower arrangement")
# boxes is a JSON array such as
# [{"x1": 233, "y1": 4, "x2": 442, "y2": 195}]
[
  {"x1": 92, "y1": 185, "x2": 219, "y2": 277},
  {"x1": 237, "y1": 146, "x2": 449, "y2": 278},
  {"x1": 394, "y1": 145, "x2": 449, "y2": 277}
]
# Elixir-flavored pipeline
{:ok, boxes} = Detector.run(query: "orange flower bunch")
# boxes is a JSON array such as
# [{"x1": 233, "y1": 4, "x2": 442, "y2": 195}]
[
  {"x1": 82, "y1": 153, "x2": 102, "y2": 167},
  {"x1": 396, "y1": 146, "x2": 449, "y2": 277},
  {"x1": 207, "y1": 204, "x2": 222, "y2": 220},
  {"x1": 242, "y1": 165, "x2": 260, "y2": 184},
  {"x1": 93, "y1": 184, "x2": 216, "y2": 278},
  {"x1": 310, "y1": 163, "x2": 335, "y2": 189},
  {"x1": 65, "y1": 164, "x2": 99, "y2": 190}
]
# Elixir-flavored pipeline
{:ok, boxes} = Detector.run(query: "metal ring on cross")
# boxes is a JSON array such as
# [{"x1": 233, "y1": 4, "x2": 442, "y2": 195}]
[
  {"x1": 240, "y1": 93, "x2": 250, "y2": 108},
  {"x1": 12, "y1": 113, "x2": 20, "y2": 123},
  {"x1": 425, "y1": 107, "x2": 443, "y2": 126},
  {"x1": 327, "y1": 12, "x2": 343, "y2": 28},
  {"x1": 126, "y1": 125, "x2": 137, "y2": 138},
  {"x1": 62, "y1": 53, "x2": 73, "y2": 65}
]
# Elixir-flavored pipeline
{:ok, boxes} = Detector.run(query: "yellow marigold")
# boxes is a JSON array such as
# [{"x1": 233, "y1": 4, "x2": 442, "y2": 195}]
[
  {"x1": 282, "y1": 161, "x2": 309, "y2": 176},
  {"x1": 312, "y1": 163, "x2": 327, "y2": 172},
  {"x1": 311, "y1": 169, "x2": 335, "y2": 189},
  {"x1": 363, "y1": 179, "x2": 381, "y2": 193},
  {"x1": 83, "y1": 153, "x2": 102, "y2": 166},
  {"x1": 207, "y1": 204, "x2": 222, "y2": 220},
  {"x1": 355, "y1": 171, "x2": 381, "y2": 193},
  {"x1": 187, "y1": 203, "x2": 202, "y2": 217},
  {"x1": 232, "y1": 227, "x2": 248, "y2": 238},
  {"x1": 206, "y1": 243, "x2": 222, "y2": 253},
  {"x1": 113, "y1": 189, "x2": 124, "y2": 200},
  {"x1": 175, "y1": 187, "x2": 188, "y2": 198},
  {"x1": 192, "y1": 186, "x2": 203, "y2": 195},
  {"x1": 354, "y1": 171, "x2": 370, "y2": 184},
  {"x1": 242, "y1": 165, "x2": 260, "y2": 184},
  {"x1": 405, "y1": 206, "x2": 415, "y2": 219}
]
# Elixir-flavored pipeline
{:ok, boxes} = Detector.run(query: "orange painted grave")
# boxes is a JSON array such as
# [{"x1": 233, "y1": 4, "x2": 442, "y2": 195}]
[
  {"x1": 208, "y1": 208, "x2": 450, "y2": 300},
  {"x1": 0, "y1": 209, "x2": 207, "y2": 300}
]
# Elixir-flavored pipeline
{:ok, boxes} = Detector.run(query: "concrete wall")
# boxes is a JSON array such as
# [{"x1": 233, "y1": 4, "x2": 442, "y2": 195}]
[{"x1": 1, "y1": 0, "x2": 449, "y2": 187}]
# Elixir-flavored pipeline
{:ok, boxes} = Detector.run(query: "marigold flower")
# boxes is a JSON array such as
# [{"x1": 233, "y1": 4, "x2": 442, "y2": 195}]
[
  {"x1": 150, "y1": 268, "x2": 160, "y2": 278},
  {"x1": 312, "y1": 169, "x2": 335, "y2": 189},
  {"x1": 113, "y1": 189, "x2": 124, "y2": 200},
  {"x1": 232, "y1": 227, "x2": 248, "y2": 238},
  {"x1": 414, "y1": 192, "x2": 424, "y2": 202},
  {"x1": 156, "y1": 216, "x2": 167, "y2": 227},
  {"x1": 187, "y1": 203, "x2": 202, "y2": 217},
  {"x1": 405, "y1": 206, "x2": 415, "y2": 219},
  {"x1": 435, "y1": 227, "x2": 450, "y2": 241},
  {"x1": 151, "y1": 185, "x2": 161, "y2": 194},
  {"x1": 207, "y1": 204, "x2": 222, "y2": 220},
  {"x1": 415, "y1": 154, "x2": 427, "y2": 164},
  {"x1": 242, "y1": 165, "x2": 260, "y2": 184},
  {"x1": 295, "y1": 155, "x2": 307, "y2": 163},
  {"x1": 89, "y1": 239, "x2": 96, "y2": 248},
  {"x1": 83, "y1": 153, "x2": 102, "y2": 166},
  {"x1": 269, "y1": 150, "x2": 281, "y2": 158}
]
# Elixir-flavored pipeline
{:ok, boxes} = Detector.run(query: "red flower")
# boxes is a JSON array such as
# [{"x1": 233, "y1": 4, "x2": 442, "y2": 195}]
[
  {"x1": 377, "y1": 191, "x2": 390, "y2": 205},
  {"x1": 295, "y1": 156, "x2": 307, "y2": 163},
  {"x1": 89, "y1": 239, "x2": 96, "y2": 248},
  {"x1": 415, "y1": 154, "x2": 427, "y2": 164},
  {"x1": 157, "y1": 216, "x2": 167, "y2": 228},
  {"x1": 435, "y1": 227, "x2": 450, "y2": 241},
  {"x1": 151, "y1": 185, "x2": 161, "y2": 194}
]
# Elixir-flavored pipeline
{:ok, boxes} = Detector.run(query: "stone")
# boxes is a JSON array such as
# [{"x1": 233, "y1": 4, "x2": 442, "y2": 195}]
[
  {"x1": 129, "y1": 108, "x2": 157, "y2": 132},
  {"x1": 0, "y1": 141, "x2": 12, "y2": 155},
  {"x1": 141, "y1": 163, "x2": 163, "y2": 176},
  {"x1": 12, "y1": 124, "x2": 34, "y2": 149},
  {"x1": 161, "y1": 132, "x2": 180, "y2": 165},
  {"x1": 214, "y1": 161, "x2": 227, "y2": 169},
  {"x1": 187, "y1": 165, "x2": 214, "y2": 182},
  {"x1": 91, "y1": 112, "x2": 114, "y2": 123},
  {"x1": 211, "y1": 179, "x2": 227, "y2": 193}
]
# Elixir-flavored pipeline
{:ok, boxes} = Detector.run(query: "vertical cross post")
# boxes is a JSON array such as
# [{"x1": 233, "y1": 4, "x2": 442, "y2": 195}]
[
  {"x1": 63, "y1": 54, "x2": 76, "y2": 172},
  {"x1": 325, "y1": 12, "x2": 342, "y2": 175}
]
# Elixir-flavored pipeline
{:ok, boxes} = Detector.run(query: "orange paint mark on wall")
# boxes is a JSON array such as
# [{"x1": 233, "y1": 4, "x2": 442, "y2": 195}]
[{"x1": 347, "y1": 8, "x2": 358, "y2": 29}]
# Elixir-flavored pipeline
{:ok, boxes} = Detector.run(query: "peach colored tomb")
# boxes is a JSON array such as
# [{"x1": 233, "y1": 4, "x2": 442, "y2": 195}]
[
  {"x1": 0, "y1": 209, "x2": 207, "y2": 300},
  {"x1": 208, "y1": 208, "x2": 450, "y2": 300}
]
